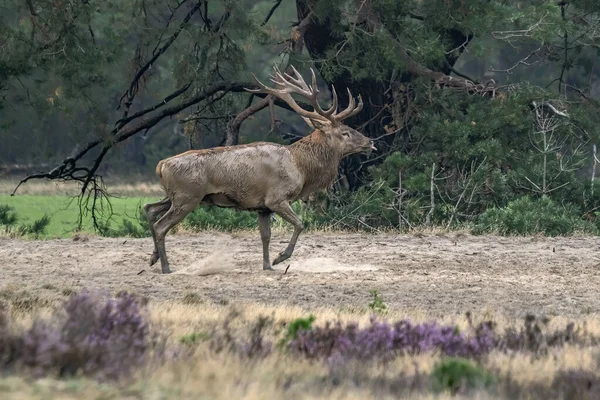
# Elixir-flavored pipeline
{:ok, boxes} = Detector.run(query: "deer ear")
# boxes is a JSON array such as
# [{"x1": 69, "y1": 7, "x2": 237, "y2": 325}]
[{"x1": 307, "y1": 118, "x2": 330, "y2": 130}]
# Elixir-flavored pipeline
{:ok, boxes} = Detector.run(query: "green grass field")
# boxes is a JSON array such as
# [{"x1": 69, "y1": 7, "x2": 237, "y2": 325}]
[{"x1": 0, "y1": 194, "x2": 161, "y2": 238}]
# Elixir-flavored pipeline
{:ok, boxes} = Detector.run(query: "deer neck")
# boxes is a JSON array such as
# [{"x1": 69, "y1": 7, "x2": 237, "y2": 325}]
[{"x1": 289, "y1": 130, "x2": 343, "y2": 196}]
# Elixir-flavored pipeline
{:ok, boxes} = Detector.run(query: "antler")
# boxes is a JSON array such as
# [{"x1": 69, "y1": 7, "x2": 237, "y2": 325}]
[{"x1": 246, "y1": 65, "x2": 363, "y2": 127}]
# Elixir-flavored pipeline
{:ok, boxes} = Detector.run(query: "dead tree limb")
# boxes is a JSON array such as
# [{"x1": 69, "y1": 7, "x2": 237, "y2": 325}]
[
  {"x1": 262, "y1": 0, "x2": 283, "y2": 26},
  {"x1": 117, "y1": 1, "x2": 202, "y2": 119},
  {"x1": 225, "y1": 97, "x2": 271, "y2": 145}
]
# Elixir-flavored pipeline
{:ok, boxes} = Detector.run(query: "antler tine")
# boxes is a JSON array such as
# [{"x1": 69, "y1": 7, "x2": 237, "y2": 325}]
[
  {"x1": 277, "y1": 66, "x2": 338, "y2": 123},
  {"x1": 346, "y1": 94, "x2": 363, "y2": 118},
  {"x1": 288, "y1": 65, "x2": 313, "y2": 92},
  {"x1": 338, "y1": 88, "x2": 355, "y2": 116},
  {"x1": 271, "y1": 65, "x2": 314, "y2": 98},
  {"x1": 332, "y1": 88, "x2": 363, "y2": 121},
  {"x1": 307, "y1": 67, "x2": 337, "y2": 118},
  {"x1": 318, "y1": 85, "x2": 338, "y2": 117},
  {"x1": 245, "y1": 65, "x2": 341, "y2": 126},
  {"x1": 245, "y1": 72, "x2": 272, "y2": 93}
]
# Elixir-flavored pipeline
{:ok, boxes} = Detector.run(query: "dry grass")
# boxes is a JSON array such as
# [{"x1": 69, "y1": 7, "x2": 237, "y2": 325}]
[
  {"x1": 2, "y1": 298, "x2": 600, "y2": 399},
  {"x1": 0, "y1": 178, "x2": 164, "y2": 197},
  {"x1": 2, "y1": 232, "x2": 600, "y2": 398}
]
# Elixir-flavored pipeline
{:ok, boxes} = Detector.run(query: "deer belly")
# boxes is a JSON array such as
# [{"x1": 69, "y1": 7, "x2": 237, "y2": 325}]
[
  {"x1": 201, "y1": 193, "x2": 239, "y2": 208},
  {"x1": 201, "y1": 193, "x2": 268, "y2": 212}
]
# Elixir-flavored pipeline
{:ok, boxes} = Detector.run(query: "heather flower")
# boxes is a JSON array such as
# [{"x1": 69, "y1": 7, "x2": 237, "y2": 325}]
[
  {"x1": 20, "y1": 290, "x2": 151, "y2": 381},
  {"x1": 289, "y1": 316, "x2": 496, "y2": 364}
]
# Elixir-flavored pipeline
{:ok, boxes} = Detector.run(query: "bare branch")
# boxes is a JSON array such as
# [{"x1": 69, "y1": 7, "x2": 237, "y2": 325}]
[
  {"x1": 262, "y1": 0, "x2": 283, "y2": 26},
  {"x1": 115, "y1": 82, "x2": 193, "y2": 130},
  {"x1": 397, "y1": 48, "x2": 501, "y2": 96},
  {"x1": 223, "y1": 10, "x2": 318, "y2": 145},
  {"x1": 117, "y1": 2, "x2": 202, "y2": 118},
  {"x1": 489, "y1": 45, "x2": 544, "y2": 74},
  {"x1": 225, "y1": 97, "x2": 271, "y2": 145},
  {"x1": 491, "y1": 13, "x2": 550, "y2": 41},
  {"x1": 12, "y1": 80, "x2": 258, "y2": 197}
]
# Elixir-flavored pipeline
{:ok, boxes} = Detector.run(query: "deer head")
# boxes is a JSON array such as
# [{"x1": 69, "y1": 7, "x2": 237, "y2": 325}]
[{"x1": 247, "y1": 65, "x2": 376, "y2": 156}]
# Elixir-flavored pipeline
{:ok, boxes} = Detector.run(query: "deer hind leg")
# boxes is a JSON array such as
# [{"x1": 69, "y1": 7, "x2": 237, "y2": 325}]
[
  {"x1": 144, "y1": 198, "x2": 172, "y2": 266},
  {"x1": 153, "y1": 198, "x2": 199, "y2": 274},
  {"x1": 269, "y1": 201, "x2": 304, "y2": 266},
  {"x1": 257, "y1": 211, "x2": 273, "y2": 271}
]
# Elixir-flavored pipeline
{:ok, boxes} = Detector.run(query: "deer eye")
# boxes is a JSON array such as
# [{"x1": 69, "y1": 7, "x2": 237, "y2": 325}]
[{"x1": 342, "y1": 132, "x2": 350, "y2": 137}]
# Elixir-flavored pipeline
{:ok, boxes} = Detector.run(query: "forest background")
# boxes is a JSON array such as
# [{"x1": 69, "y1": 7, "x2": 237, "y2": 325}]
[{"x1": 1, "y1": 0, "x2": 600, "y2": 236}]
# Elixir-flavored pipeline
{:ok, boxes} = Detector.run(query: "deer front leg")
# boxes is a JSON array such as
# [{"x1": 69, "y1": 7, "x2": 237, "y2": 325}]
[
  {"x1": 153, "y1": 199, "x2": 198, "y2": 274},
  {"x1": 144, "y1": 198, "x2": 171, "y2": 266},
  {"x1": 269, "y1": 202, "x2": 304, "y2": 266},
  {"x1": 257, "y1": 211, "x2": 273, "y2": 271}
]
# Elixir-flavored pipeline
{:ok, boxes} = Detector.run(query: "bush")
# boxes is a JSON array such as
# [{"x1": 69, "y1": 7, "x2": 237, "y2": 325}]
[
  {"x1": 0, "y1": 204, "x2": 18, "y2": 229},
  {"x1": 99, "y1": 204, "x2": 151, "y2": 238},
  {"x1": 473, "y1": 196, "x2": 597, "y2": 236},
  {"x1": 18, "y1": 215, "x2": 51, "y2": 239},
  {"x1": 430, "y1": 357, "x2": 495, "y2": 394},
  {"x1": 288, "y1": 316, "x2": 496, "y2": 364},
  {"x1": 0, "y1": 204, "x2": 50, "y2": 238},
  {"x1": 278, "y1": 315, "x2": 316, "y2": 347},
  {"x1": 368, "y1": 289, "x2": 387, "y2": 315},
  {"x1": 184, "y1": 206, "x2": 258, "y2": 231},
  {"x1": 5, "y1": 291, "x2": 154, "y2": 381}
]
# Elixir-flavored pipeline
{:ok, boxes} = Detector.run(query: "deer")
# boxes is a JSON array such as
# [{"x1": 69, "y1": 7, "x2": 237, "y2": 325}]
[{"x1": 144, "y1": 65, "x2": 376, "y2": 274}]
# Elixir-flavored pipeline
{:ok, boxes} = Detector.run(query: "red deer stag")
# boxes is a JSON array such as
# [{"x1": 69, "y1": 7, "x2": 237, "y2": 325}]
[{"x1": 144, "y1": 65, "x2": 375, "y2": 273}]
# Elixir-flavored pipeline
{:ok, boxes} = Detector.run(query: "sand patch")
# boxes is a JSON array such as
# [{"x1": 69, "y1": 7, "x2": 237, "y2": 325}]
[
  {"x1": 2, "y1": 233, "x2": 599, "y2": 317},
  {"x1": 171, "y1": 248, "x2": 238, "y2": 276},
  {"x1": 287, "y1": 257, "x2": 379, "y2": 273}
]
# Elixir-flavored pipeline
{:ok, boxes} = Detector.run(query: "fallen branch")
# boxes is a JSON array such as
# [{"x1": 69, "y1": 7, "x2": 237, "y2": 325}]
[{"x1": 398, "y1": 48, "x2": 500, "y2": 96}]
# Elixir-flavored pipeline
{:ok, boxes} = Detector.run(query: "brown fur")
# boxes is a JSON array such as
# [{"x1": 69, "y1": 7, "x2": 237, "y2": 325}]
[{"x1": 289, "y1": 130, "x2": 342, "y2": 200}]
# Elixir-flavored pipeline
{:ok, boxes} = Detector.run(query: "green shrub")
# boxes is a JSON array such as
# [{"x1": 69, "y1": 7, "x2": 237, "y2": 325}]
[
  {"x1": 278, "y1": 315, "x2": 316, "y2": 347},
  {"x1": 18, "y1": 214, "x2": 51, "y2": 238},
  {"x1": 183, "y1": 203, "x2": 324, "y2": 232},
  {"x1": 0, "y1": 205, "x2": 51, "y2": 238},
  {"x1": 368, "y1": 289, "x2": 387, "y2": 315},
  {"x1": 184, "y1": 206, "x2": 257, "y2": 231},
  {"x1": 180, "y1": 332, "x2": 210, "y2": 345},
  {"x1": 430, "y1": 357, "x2": 495, "y2": 394},
  {"x1": 0, "y1": 204, "x2": 18, "y2": 229},
  {"x1": 99, "y1": 204, "x2": 151, "y2": 238},
  {"x1": 473, "y1": 196, "x2": 597, "y2": 236}
]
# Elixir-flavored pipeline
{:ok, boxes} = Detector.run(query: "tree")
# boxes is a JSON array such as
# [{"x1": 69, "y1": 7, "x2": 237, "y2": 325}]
[{"x1": 4, "y1": 0, "x2": 600, "y2": 230}]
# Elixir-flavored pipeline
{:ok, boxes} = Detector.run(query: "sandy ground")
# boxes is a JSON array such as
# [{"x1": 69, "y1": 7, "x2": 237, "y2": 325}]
[{"x1": 1, "y1": 232, "x2": 599, "y2": 318}]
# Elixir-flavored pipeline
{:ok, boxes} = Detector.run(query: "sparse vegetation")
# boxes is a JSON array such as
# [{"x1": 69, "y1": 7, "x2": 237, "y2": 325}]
[
  {"x1": 2, "y1": 290, "x2": 600, "y2": 399},
  {"x1": 430, "y1": 357, "x2": 496, "y2": 394},
  {"x1": 368, "y1": 289, "x2": 387, "y2": 315},
  {"x1": 473, "y1": 196, "x2": 598, "y2": 236},
  {"x1": 0, "y1": 204, "x2": 51, "y2": 238},
  {"x1": 182, "y1": 293, "x2": 204, "y2": 305}
]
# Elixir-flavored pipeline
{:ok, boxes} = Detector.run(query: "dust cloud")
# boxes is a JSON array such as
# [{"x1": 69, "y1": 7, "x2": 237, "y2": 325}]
[{"x1": 171, "y1": 247, "x2": 238, "y2": 276}]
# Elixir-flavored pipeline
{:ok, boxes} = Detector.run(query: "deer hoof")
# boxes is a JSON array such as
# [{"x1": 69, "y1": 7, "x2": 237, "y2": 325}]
[
  {"x1": 161, "y1": 266, "x2": 172, "y2": 274},
  {"x1": 263, "y1": 265, "x2": 274, "y2": 271},
  {"x1": 272, "y1": 252, "x2": 290, "y2": 265},
  {"x1": 149, "y1": 251, "x2": 159, "y2": 266}
]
